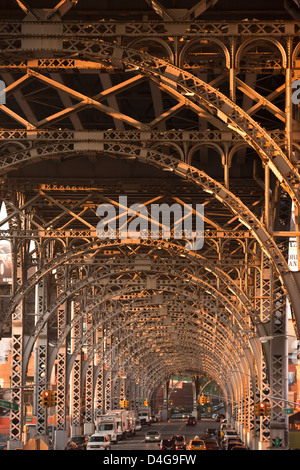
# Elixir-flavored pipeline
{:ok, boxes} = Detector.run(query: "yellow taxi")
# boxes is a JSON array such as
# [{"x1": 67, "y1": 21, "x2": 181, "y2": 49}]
[{"x1": 186, "y1": 437, "x2": 206, "y2": 450}]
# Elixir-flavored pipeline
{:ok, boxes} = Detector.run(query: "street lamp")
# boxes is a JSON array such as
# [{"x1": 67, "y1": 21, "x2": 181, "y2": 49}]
[{"x1": 259, "y1": 334, "x2": 296, "y2": 344}]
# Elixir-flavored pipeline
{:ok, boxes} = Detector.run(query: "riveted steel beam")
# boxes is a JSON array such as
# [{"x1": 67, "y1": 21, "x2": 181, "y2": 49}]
[{"x1": 0, "y1": 235, "x2": 258, "y2": 334}]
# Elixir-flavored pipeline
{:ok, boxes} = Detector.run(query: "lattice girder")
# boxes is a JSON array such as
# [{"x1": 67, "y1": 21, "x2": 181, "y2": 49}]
[{"x1": 1, "y1": 5, "x2": 298, "y2": 450}]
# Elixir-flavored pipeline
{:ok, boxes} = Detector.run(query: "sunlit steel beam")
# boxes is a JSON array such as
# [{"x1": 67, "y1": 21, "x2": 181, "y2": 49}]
[
  {"x1": 182, "y1": 0, "x2": 219, "y2": 20},
  {"x1": 46, "y1": 0, "x2": 79, "y2": 19},
  {"x1": 144, "y1": 0, "x2": 175, "y2": 21},
  {"x1": 13, "y1": 0, "x2": 39, "y2": 19}
]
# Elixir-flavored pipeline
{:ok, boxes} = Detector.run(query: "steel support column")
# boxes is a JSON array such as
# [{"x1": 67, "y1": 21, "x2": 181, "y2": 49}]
[
  {"x1": 84, "y1": 306, "x2": 94, "y2": 435},
  {"x1": 34, "y1": 274, "x2": 49, "y2": 440},
  {"x1": 54, "y1": 268, "x2": 68, "y2": 450},
  {"x1": 8, "y1": 241, "x2": 25, "y2": 450},
  {"x1": 70, "y1": 297, "x2": 82, "y2": 437}
]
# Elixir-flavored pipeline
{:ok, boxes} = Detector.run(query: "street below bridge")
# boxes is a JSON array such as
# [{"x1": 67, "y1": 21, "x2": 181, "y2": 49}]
[{"x1": 113, "y1": 418, "x2": 222, "y2": 451}]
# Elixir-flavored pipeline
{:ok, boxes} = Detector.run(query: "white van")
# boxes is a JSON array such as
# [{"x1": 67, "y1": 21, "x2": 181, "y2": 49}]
[
  {"x1": 86, "y1": 433, "x2": 111, "y2": 450},
  {"x1": 106, "y1": 409, "x2": 128, "y2": 440},
  {"x1": 219, "y1": 423, "x2": 233, "y2": 439},
  {"x1": 95, "y1": 414, "x2": 118, "y2": 444}
]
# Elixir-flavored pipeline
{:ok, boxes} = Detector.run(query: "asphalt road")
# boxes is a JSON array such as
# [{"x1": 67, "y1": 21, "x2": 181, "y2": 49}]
[{"x1": 112, "y1": 418, "x2": 220, "y2": 450}]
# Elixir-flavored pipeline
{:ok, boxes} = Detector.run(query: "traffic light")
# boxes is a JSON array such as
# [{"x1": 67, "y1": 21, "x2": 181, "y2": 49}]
[
  {"x1": 40, "y1": 389, "x2": 56, "y2": 408},
  {"x1": 259, "y1": 402, "x2": 265, "y2": 416},
  {"x1": 264, "y1": 402, "x2": 271, "y2": 416},
  {"x1": 40, "y1": 390, "x2": 46, "y2": 407},
  {"x1": 255, "y1": 402, "x2": 266, "y2": 416},
  {"x1": 50, "y1": 391, "x2": 57, "y2": 407},
  {"x1": 199, "y1": 396, "x2": 206, "y2": 405},
  {"x1": 40, "y1": 389, "x2": 51, "y2": 407},
  {"x1": 120, "y1": 399, "x2": 129, "y2": 408}
]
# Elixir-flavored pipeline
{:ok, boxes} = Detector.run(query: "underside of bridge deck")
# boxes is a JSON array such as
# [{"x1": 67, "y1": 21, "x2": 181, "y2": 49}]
[{"x1": 0, "y1": 0, "x2": 300, "y2": 450}]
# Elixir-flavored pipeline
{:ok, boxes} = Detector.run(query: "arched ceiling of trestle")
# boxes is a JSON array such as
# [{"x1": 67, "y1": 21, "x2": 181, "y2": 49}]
[
  {"x1": 0, "y1": 0, "x2": 299, "y2": 393},
  {"x1": 19, "y1": 240, "x2": 261, "y2": 389}
]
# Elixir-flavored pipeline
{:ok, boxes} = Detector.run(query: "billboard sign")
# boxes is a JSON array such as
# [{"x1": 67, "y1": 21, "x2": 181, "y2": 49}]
[{"x1": 0, "y1": 203, "x2": 12, "y2": 284}]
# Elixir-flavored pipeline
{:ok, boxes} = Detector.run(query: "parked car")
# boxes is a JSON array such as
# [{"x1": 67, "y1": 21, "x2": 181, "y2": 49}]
[
  {"x1": 222, "y1": 436, "x2": 243, "y2": 450},
  {"x1": 231, "y1": 444, "x2": 250, "y2": 450},
  {"x1": 223, "y1": 429, "x2": 238, "y2": 438},
  {"x1": 204, "y1": 438, "x2": 220, "y2": 450},
  {"x1": 65, "y1": 435, "x2": 87, "y2": 450},
  {"x1": 171, "y1": 435, "x2": 187, "y2": 450},
  {"x1": 222, "y1": 429, "x2": 239, "y2": 445},
  {"x1": 145, "y1": 430, "x2": 161, "y2": 442},
  {"x1": 86, "y1": 433, "x2": 111, "y2": 450},
  {"x1": 159, "y1": 439, "x2": 176, "y2": 450},
  {"x1": 186, "y1": 416, "x2": 197, "y2": 426},
  {"x1": 186, "y1": 439, "x2": 206, "y2": 450},
  {"x1": 219, "y1": 424, "x2": 234, "y2": 439},
  {"x1": 226, "y1": 439, "x2": 245, "y2": 451}
]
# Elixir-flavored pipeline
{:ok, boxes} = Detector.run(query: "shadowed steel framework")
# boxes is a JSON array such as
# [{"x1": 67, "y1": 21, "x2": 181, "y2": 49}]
[{"x1": 0, "y1": 0, "x2": 299, "y2": 450}]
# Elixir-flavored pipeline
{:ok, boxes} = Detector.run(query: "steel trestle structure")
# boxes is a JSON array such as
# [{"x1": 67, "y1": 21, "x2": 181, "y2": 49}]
[{"x1": 0, "y1": 0, "x2": 299, "y2": 450}]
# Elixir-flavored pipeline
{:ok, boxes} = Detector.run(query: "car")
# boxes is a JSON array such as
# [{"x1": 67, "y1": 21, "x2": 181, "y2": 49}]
[
  {"x1": 145, "y1": 430, "x2": 161, "y2": 442},
  {"x1": 223, "y1": 429, "x2": 238, "y2": 437},
  {"x1": 159, "y1": 439, "x2": 176, "y2": 450},
  {"x1": 204, "y1": 438, "x2": 220, "y2": 450},
  {"x1": 216, "y1": 414, "x2": 225, "y2": 422},
  {"x1": 65, "y1": 435, "x2": 87, "y2": 450},
  {"x1": 135, "y1": 419, "x2": 142, "y2": 431},
  {"x1": 220, "y1": 425, "x2": 235, "y2": 439},
  {"x1": 226, "y1": 439, "x2": 245, "y2": 451},
  {"x1": 186, "y1": 416, "x2": 197, "y2": 426},
  {"x1": 171, "y1": 414, "x2": 182, "y2": 420},
  {"x1": 222, "y1": 436, "x2": 243, "y2": 450},
  {"x1": 171, "y1": 435, "x2": 187, "y2": 450},
  {"x1": 206, "y1": 428, "x2": 218, "y2": 437},
  {"x1": 86, "y1": 433, "x2": 111, "y2": 450},
  {"x1": 231, "y1": 445, "x2": 250, "y2": 450},
  {"x1": 186, "y1": 439, "x2": 206, "y2": 450},
  {"x1": 222, "y1": 429, "x2": 239, "y2": 442}
]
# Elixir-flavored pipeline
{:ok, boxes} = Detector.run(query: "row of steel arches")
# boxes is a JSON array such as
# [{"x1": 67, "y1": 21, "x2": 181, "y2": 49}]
[
  {"x1": 127, "y1": 36, "x2": 299, "y2": 69},
  {"x1": 0, "y1": 231, "x2": 261, "y2": 393}
]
